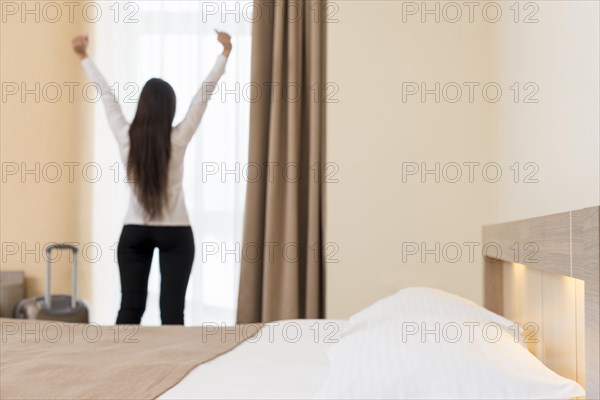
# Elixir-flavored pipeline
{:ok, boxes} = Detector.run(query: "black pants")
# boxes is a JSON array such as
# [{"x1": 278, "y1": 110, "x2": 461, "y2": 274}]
[{"x1": 116, "y1": 224, "x2": 195, "y2": 325}]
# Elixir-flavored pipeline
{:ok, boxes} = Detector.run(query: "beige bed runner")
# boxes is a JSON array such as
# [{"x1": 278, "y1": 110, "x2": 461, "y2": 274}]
[{"x1": 0, "y1": 318, "x2": 263, "y2": 399}]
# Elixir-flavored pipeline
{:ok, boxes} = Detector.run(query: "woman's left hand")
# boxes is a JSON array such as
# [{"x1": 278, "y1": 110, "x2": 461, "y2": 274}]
[{"x1": 72, "y1": 34, "x2": 89, "y2": 59}]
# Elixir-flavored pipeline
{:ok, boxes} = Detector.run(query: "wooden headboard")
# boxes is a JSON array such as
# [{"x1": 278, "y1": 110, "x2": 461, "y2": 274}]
[{"x1": 483, "y1": 206, "x2": 599, "y2": 399}]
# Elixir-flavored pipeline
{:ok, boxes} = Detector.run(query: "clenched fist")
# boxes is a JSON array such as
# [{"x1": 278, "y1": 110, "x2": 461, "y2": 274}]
[
  {"x1": 72, "y1": 34, "x2": 89, "y2": 59},
  {"x1": 215, "y1": 30, "x2": 232, "y2": 57}
]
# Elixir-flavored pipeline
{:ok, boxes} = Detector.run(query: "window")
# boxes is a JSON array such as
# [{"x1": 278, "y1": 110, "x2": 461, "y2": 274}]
[{"x1": 91, "y1": 1, "x2": 251, "y2": 326}]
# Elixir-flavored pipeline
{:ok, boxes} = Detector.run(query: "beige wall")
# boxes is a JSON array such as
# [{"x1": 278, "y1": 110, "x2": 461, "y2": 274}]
[
  {"x1": 491, "y1": 1, "x2": 599, "y2": 222},
  {"x1": 325, "y1": 1, "x2": 599, "y2": 318},
  {"x1": 325, "y1": 1, "x2": 496, "y2": 318},
  {"x1": 0, "y1": 5, "x2": 93, "y2": 302}
]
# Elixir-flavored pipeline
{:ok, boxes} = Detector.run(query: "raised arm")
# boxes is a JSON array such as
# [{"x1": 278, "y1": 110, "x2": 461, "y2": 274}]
[
  {"x1": 72, "y1": 34, "x2": 129, "y2": 147},
  {"x1": 173, "y1": 30, "x2": 232, "y2": 145}
]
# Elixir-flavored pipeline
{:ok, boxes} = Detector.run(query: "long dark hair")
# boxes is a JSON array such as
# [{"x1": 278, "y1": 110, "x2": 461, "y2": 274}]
[{"x1": 128, "y1": 78, "x2": 176, "y2": 221}]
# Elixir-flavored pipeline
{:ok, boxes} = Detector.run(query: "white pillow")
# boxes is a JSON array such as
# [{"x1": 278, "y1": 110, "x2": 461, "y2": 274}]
[
  {"x1": 317, "y1": 288, "x2": 584, "y2": 399},
  {"x1": 346, "y1": 287, "x2": 520, "y2": 335}
]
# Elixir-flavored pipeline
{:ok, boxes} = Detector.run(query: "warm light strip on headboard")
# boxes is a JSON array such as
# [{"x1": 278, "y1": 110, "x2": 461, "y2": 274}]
[{"x1": 482, "y1": 206, "x2": 599, "y2": 399}]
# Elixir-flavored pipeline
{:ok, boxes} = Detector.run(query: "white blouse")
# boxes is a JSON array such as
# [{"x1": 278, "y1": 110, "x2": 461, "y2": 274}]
[{"x1": 81, "y1": 54, "x2": 228, "y2": 226}]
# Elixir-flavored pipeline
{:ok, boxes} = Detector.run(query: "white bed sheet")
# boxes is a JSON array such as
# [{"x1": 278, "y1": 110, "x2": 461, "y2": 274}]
[{"x1": 160, "y1": 319, "x2": 346, "y2": 399}]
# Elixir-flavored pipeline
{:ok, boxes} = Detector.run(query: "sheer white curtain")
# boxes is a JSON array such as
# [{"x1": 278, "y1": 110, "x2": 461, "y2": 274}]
[{"x1": 90, "y1": 1, "x2": 251, "y2": 326}]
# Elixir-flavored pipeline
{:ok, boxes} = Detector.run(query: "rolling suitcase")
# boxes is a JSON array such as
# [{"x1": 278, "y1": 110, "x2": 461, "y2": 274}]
[{"x1": 14, "y1": 243, "x2": 89, "y2": 323}]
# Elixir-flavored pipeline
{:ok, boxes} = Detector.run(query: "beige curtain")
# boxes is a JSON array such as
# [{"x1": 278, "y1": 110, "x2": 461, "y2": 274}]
[{"x1": 236, "y1": 0, "x2": 326, "y2": 323}]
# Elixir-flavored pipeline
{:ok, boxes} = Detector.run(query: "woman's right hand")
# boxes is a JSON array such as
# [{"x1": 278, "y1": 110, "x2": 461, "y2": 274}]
[
  {"x1": 215, "y1": 30, "x2": 232, "y2": 57},
  {"x1": 72, "y1": 34, "x2": 89, "y2": 59}
]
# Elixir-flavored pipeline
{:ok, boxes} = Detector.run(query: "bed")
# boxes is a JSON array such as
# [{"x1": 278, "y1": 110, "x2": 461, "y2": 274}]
[
  {"x1": 160, "y1": 319, "x2": 346, "y2": 399},
  {"x1": 1, "y1": 206, "x2": 598, "y2": 399},
  {"x1": 483, "y1": 206, "x2": 599, "y2": 399}
]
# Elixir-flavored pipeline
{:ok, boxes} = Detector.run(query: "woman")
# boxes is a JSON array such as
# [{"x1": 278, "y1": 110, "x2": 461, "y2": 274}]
[{"x1": 72, "y1": 31, "x2": 232, "y2": 325}]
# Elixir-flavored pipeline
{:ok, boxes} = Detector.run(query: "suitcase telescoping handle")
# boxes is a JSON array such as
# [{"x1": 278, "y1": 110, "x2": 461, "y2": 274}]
[{"x1": 44, "y1": 243, "x2": 78, "y2": 309}]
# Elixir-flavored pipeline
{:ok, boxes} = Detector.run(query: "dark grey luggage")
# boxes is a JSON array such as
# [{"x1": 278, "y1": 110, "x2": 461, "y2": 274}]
[{"x1": 14, "y1": 243, "x2": 88, "y2": 323}]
